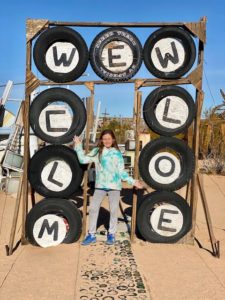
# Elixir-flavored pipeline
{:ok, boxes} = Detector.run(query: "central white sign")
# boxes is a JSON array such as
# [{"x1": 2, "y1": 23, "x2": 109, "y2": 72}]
[
  {"x1": 150, "y1": 204, "x2": 183, "y2": 237},
  {"x1": 149, "y1": 152, "x2": 181, "y2": 184},
  {"x1": 46, "y1": 42, "x2": 79, "y2": 73},
  {"x1": 33, "y1": 214, "x2": 67, "y2": 247},
  {"x1": 151, "y1": 38, "x2": 185, "y2": 72},
  {"x1": 101, "y1": 41, "x2": 133, "y2": 72},
  {"x1": 41, "y1": 160, "x2": 72, "y2": 191},
  {"x1": 39, "y1": 104, "x2": 72, "y2": 137}
]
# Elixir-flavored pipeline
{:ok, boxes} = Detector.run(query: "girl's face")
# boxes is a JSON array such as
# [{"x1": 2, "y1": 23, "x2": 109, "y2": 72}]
[{"x1": 102, "y1": 133, "x2": 114, "y2": 148}]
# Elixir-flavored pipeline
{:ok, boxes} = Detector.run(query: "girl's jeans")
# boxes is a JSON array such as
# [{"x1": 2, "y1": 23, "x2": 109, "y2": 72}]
[{"x1": 88, "y1": 189, "x2": 120, "y2": 235}]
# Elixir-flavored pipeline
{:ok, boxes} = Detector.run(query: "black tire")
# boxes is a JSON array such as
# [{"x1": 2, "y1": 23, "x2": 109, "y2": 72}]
[
  {"x1": 90, "y1": 27, "x2": 142, "y2": 82},
  {"x1": 143, "y1": 86, "x2": 195, "y2": 136},
  {"x1": 33, "y1": 26, "x2": 88, "y2": 83},
  {"x1": 143, "y1": 27, "x2": 196, "y2": 79},
  {"x1": 138, "y1": 137, "x2": 195, "y2": 191},
  {"x1": 137, "y1": 191, "x2": 192, "y2": 243},
  {"x1": 28, "y1": 145, "x2": 84, "y2": 198},
  {"x1": 29, "y1": 87, "x2": 87, "y2": 144},
  {"x1": 25, "y1": 198, "x2": 82, "y2": 247}
]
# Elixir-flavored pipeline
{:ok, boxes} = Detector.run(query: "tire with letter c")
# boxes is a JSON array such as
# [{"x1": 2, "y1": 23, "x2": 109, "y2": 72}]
[{"x1": 29, "y1": 87, "x2": 86, "y2": 144}]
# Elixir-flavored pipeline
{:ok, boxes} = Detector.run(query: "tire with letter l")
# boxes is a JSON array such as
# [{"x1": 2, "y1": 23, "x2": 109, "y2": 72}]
[
  {"x1": 28, "y1": 145, "x2": 84, "y2": 198},
  {"x1": 143, "y1": 86, "x2": 195, "y2": 136}
]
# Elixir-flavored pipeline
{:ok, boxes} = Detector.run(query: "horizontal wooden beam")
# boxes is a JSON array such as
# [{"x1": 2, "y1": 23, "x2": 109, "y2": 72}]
[
  {"x1": 48, "y1": 21, "x2": 186, "y2": 27},
  {"x1": 39, "y1": 77, "x2": 190, "y2": 87}
]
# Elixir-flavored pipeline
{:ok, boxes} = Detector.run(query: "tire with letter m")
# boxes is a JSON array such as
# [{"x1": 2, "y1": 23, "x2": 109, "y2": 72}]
[{"x1": 25, "y1": 198, "x2": 82, "y2": 247}]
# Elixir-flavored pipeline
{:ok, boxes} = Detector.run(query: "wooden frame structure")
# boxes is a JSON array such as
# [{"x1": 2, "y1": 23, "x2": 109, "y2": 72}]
[{"x1": 6, "y1": 17, "x2": 219, "y2": 257}]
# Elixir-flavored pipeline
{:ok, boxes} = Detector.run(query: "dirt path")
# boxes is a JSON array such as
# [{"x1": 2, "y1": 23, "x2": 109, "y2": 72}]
[{"x1": 0, "y1": 174, "x2": 225, "y2": 299}]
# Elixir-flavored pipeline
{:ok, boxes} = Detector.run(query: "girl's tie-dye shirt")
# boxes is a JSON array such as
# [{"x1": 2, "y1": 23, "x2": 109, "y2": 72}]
[{"x1": 74, "y1": 144, "x2": 135, "y2": 190}]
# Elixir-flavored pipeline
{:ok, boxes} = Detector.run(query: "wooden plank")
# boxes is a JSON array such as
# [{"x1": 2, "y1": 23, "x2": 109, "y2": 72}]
[
  {"x1": 48, "y1": 21, "x2": 185, "y2": 27},
  {"x1": 21, "y1": 41, "x2": 32, "y2": 245},
  {"x1": 187, "y1": 63, "x2": 203, "y2": 91},
  {"x1": 188, "y1": 36, "x2": 205, "y2": 243},
  {"x1": 197, "y1": 174, "x2": 220, "y2": 257},
  {"x1": 131, "y1": 91, "x2": 142, "y2": 242},
  {"x1": 7, "y1": 175, "x2": 23, "y2": 255},
  {"x1": 81, "y1": 96, "x2": 93, "y2": 239},
  {"x1": 40, "y1": 77, "x2": 190, "y2": 87},
  {"x1": 184, "y1": 17, "x2": 207, "y2": 43},
  {"x1": 26, "y1": 18, "x2": 49, "y2": 42}
]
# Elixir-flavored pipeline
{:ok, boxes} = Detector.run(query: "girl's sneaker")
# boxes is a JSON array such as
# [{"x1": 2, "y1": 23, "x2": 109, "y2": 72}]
[
  {"x1": 106, "y1": 233, "x2": 115, "y2": 245},
  {"x1": 81, "y1": 233, "x2": 96, "y2": 246}
]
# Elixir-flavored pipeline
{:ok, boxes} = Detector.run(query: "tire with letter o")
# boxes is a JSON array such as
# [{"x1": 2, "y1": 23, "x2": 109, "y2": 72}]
[
  {"x1": 143, "y1": 86, "x2": 195, "y2": 136},
  {"x1": 137, "y1": 191, "x2": 192, "y2": 243},
  {"x1": 138, "y1": 137, "x2": 195, "y2": 191},
  {"x1": 143, "y1": 27, "x2": 196, "y2": 79},
  {"x1": 29, "y1": 88, "x2": 87, "y2": 144},
  {"x1": 28, "y1": 145, "x2": 84, "y2": 198},
  {"x1": 33, "y1": 26, "x2": 88, "y2": 82},
  {"x1": 25, "y1": 198, "x2": 82, "y2": 247},
  {"x1": 90, "y1": 27, "x2": 142, "y2": 82}
]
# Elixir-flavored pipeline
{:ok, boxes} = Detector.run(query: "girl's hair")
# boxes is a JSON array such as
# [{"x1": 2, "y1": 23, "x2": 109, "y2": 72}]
[{"x1": 97, "y1": 129, "x2": 119, "y2": 161}]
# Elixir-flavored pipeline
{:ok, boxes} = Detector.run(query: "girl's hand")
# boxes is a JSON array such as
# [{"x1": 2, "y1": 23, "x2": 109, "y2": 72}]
[
  {"x1": 73, "y1": 135, "x2": 81, "y2": 145},
  {"x1": 133, "y1": 180, "x2": 143, "y2": 189}
]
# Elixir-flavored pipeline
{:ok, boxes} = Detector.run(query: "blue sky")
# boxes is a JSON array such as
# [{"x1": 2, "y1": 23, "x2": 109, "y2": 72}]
[{"x1": 0, "y1": 0, "x2": 225, "y2": 117}]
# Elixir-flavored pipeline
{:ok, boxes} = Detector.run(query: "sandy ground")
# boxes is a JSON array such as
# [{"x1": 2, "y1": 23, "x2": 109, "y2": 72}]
[{"x1": 0, "y1": 174, "x2": 225, "y2": 299}]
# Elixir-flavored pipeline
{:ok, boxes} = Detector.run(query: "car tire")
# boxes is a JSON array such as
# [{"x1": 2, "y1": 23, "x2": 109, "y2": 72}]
[
  {"x1": 25, "y1": 198, "x2": 82, "y2": 247},
  {"x1": 33, "y1": 26, "x2": 89, "y2": 82},
  {"x1": 137, "y1": 191, "x2": 192, "y2": 243},
  {"x1": 143, "y1": 86, "x2": 195, "y2": 136},
  {"x1": 29, "y1": 87, "x2": 86, "y2": 144},
  {"x1": 90, "y1": 27, "x2": 142, "y2": 82},
  {"x1": 138, "y1": 137, "x2": 195, "y2": 191},
  {"x1": 28, "y1": 145, "x2": 84, "y2": 197},
  {"x1": 143, "y1": 27, "x2": 196, "y2": 79}
]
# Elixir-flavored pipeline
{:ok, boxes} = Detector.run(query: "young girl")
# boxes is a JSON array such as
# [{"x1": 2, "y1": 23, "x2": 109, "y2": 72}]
[{"x1": 73, "y1": 129, "x2": 142, "y2": 245}]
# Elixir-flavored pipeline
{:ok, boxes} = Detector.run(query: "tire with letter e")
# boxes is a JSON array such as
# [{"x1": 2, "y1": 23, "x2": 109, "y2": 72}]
[
  {"x1": 25, "y1": 198, "x2": 82, "y2": 247},
  {"x1": 143, "y1": 86, "x2": 195, "y2": 136},
  {"x1": 29, "y1": 88, "x2": 86, "y2": 144},
  {"x1": 143, "y1": 27, "x2": 196, "y2": 79},
  {"x1": 90, "y1": 27, "x2": 142, "y2": 82},
  {"x1": 137, "y1": 191, "x2": 192, "y2": 243},
  {"x1": 138, "y1": 137, "x2": 195, "y2": 191},
  {"x1": 33, "y1": 26, "x2": 88, "y2": 82},
  {"x1": 28, "y1": 145, "x2": 84, "y2": 198}
]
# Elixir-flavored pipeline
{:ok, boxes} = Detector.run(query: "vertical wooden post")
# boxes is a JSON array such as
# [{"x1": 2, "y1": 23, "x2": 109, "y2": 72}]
[
  {"x1": 21, "y1": 41, "x2": 31, "y2": 244},
  {"x1": 7, "y1": 174, "x2": 23, "y2": 255},
  {"x1": 81, "y1": 89, "x2": 94, "y2": 239},
  {"x1": 190, "y1": 27, "x2": 205, "y2": 240},
  {"x1": 131, "y1": 90, "x2": 142, "y2": 242}
]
